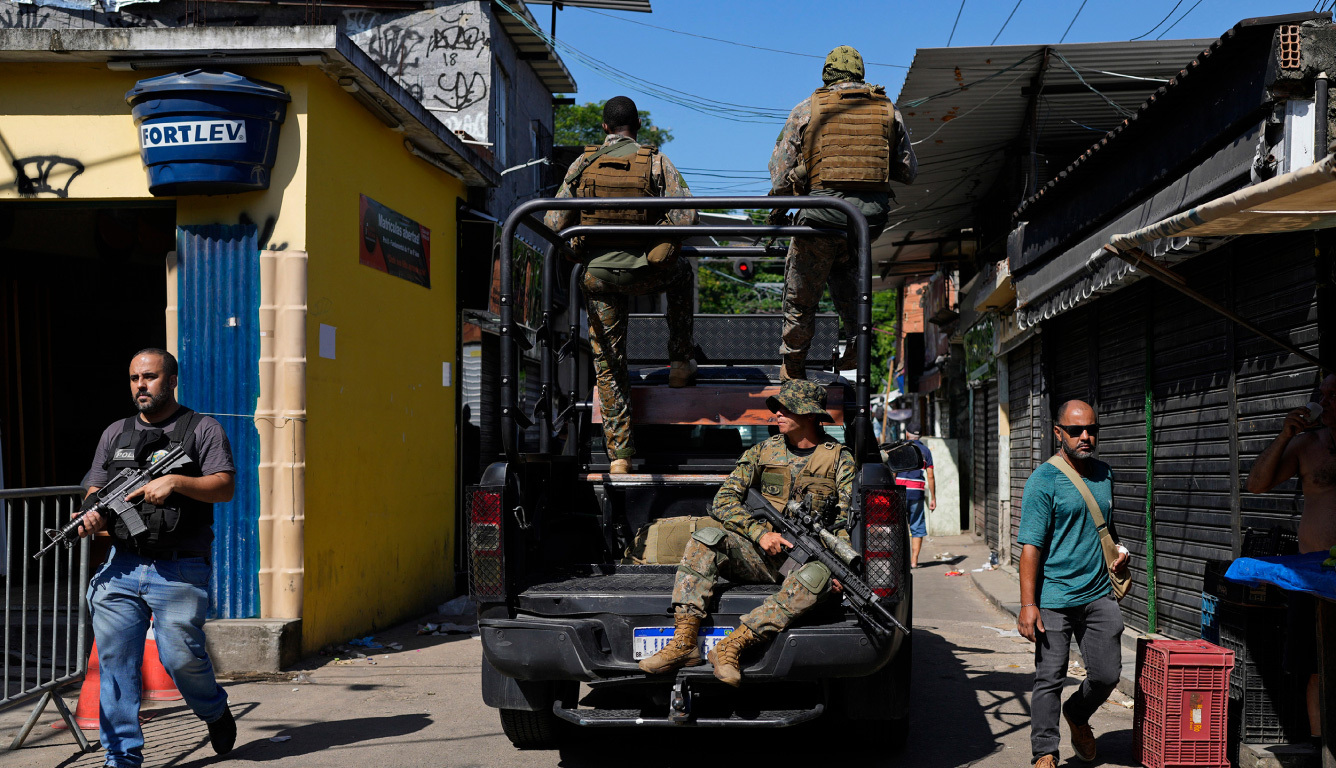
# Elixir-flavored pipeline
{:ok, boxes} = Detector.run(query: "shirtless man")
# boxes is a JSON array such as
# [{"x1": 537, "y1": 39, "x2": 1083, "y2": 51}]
[{"x1": 1244, "y1": 372, "x2": 1336, "y2": 743}]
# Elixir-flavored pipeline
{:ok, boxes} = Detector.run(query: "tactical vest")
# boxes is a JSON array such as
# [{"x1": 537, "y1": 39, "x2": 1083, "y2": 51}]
[
  {"x1": 755, "y1": 436, "x2": 843, "y2": 520},
  {"x1": 575, "y1": 141, "x2": 657, "y2": 246},
  {"x1": 104, "y1": 409, "x2": 213, "y2": 555},
  {"x1": 802, "y1": 85, "x2": 896, "y2": 192}
]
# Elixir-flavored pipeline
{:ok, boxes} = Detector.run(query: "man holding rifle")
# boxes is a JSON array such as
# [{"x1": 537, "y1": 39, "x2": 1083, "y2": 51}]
[
  {"x1": 76, "y1": 349, "x2": 237, "y2": 767},
  {"x1": 639, "y1": 379, "x2": 853, "y2": 686}
]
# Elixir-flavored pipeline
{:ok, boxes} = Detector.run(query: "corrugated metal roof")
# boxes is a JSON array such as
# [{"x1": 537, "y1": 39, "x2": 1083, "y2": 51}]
[
  {"x1": 494, "y1": 1, "x2": 578, "y2": 94},
  {"x1": 877, "y1": 38, "x2": 1210, "y2": 276},
  {"x1": 1015, "y1": 11, "x2": 1328, "y2": 217},
  {"x1": 525, "y1": 0, "x2": 651, "y2": 11}
]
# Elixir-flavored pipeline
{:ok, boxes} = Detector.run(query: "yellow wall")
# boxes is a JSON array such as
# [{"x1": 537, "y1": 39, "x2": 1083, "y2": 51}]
[
  {"x1": 3, "y1": 62, "x2": 465, "y2": 655},
  {"x1": 0, "y1": 63, "x2": 151, "y2": 199},
  {"x1": 302, "y1": 72, "x2": 464, "y2": 653}
]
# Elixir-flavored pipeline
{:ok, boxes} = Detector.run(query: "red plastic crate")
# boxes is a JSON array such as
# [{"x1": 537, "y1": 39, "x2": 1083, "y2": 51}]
[{"x1": 1134, "y1": 639, "x2": 1234, "y2": 768}]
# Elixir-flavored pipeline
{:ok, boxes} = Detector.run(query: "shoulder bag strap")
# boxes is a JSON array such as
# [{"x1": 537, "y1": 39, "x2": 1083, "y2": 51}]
[{"x1": 1045, "y1": 454, "x2": 1118, "y2": 560}]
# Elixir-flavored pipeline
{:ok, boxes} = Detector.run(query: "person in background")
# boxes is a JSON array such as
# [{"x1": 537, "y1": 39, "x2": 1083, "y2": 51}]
[
  {"x1": 895, "y1": 430, "x2": 934, "y2": 568},
  {"x1": 1244, "y1": 372, "x2": 1336, "y2": 746}
]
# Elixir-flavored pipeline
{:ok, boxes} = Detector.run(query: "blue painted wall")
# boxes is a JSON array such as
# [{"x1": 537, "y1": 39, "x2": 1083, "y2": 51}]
[{"x1": 177, "y1": 222, "x2": 261, "y2": 619}]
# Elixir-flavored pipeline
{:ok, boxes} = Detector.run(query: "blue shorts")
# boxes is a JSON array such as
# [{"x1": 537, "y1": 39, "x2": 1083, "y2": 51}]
[{"x1": 906, "y1": 496, "x2": 927, "y2": 539}]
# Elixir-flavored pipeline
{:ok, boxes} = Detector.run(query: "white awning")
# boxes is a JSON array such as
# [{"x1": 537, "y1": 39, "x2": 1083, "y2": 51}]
[{"x1": 1109, "y1": 153, "x2": 1336, "y2": 249}]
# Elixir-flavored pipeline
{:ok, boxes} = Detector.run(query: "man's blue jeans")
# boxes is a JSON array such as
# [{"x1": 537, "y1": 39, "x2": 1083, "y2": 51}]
[{"x1": 88, "y1": 548, "x2": 229, "y2": 768}]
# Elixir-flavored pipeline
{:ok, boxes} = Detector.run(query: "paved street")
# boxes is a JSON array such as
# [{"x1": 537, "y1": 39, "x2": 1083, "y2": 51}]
[{"x1": 2, "y1": 534, "x2": 1135, "y2": 768}]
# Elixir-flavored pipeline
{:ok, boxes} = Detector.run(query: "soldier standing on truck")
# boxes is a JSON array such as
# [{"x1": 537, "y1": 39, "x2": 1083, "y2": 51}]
[
  {"x1": 638, "y1": 379, "x2": 854, "y2": 686},
  {"x1": 545, "y1": 96, "x2": 698, "y2": 474},
  {"x1": 769, "y1": 45, "x2": 917, "y2": 380}
]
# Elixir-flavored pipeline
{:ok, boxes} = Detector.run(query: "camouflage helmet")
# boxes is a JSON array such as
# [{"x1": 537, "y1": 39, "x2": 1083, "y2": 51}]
[
  {"x1": 823, "y1": 45, "x2": 865, "y2": 85},
  {"x1": 766, "y1": 379, "x2": 834, "y2": 423}
]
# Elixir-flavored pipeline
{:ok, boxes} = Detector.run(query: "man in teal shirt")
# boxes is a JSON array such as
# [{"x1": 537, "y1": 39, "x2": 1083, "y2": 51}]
[{"x1": 1017, "y1": 400, "x2": 1129, "y2": 768}]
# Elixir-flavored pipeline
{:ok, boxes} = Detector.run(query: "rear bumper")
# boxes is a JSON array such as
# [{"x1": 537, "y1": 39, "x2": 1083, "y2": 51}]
[
  {"x1": 479, "y1": 614, "x2": 898, "y2": 682},
  {"x1": 552, "y1": 700, "x2": 825, "y2": 728}
]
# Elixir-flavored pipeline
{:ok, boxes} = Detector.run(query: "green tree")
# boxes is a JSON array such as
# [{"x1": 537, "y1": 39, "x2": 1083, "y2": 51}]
[{"x1": 554, "y1": 98, "x2": 674, "y2": 148}]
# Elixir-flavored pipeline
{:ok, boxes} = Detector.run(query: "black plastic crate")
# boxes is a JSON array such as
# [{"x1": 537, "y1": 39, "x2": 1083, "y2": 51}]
[
  {"x1": 1203, "y1": 558, "x2": 1289, "y2": 607},
  {"x1": 1217, "y1": 603, "x2": 1304, "y2": 744},
  {"x1": 1240, "y1": 526, "x2": 1299, "y2": 557}
]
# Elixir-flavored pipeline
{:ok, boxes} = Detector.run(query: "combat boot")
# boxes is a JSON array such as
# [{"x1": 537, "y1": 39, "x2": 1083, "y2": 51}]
[
  {"x1": 707, "y1": 623, "x2": 761, "y2": 687},
  {"x1": 638, "y1": 611, "x2": 704, "y2": 674},
  {"x1": 780, "y1": 357, "x2": 806, "y2": 381},
  {"x1": 668, "y1": 360, "x2": 697, "y2": 388},
  {"x1": 610, "y1": 459, "x2": 631, "y2": 475}
]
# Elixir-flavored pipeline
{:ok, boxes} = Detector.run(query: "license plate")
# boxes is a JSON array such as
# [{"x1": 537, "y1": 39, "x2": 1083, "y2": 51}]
[{"x1": 633, "y1": 626, "x2": 734, "y2": 660}]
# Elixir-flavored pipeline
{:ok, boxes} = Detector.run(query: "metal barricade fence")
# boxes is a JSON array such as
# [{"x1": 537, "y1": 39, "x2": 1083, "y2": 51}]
[{"x1": 2, "y1": 486, "x2": 93, "y2": 752}]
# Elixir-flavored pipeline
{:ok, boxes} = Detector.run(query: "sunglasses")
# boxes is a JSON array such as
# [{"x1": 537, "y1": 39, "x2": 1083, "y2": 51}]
[{"x1": 1057, "y1": 424, "x2": 1100, "y2": 437}]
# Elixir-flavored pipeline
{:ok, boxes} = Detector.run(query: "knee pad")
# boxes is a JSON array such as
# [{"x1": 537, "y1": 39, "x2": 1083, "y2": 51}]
[
  {"x1": 794, "y1": 561, "x2": 831, "y2": 593},
  {"x1": 691, "y1": 527, "x2": 727, "y2": 547}
]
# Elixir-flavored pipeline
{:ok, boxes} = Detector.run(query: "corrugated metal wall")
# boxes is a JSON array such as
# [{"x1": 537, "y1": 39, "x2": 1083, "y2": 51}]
[
  {"x1": 177, "y1": 222, "x2": 261, "y2": 620},
  {"x1": 1098, "y1": 284, "x2": 1150, "y2": 632},
  {"x1": 972, "y1": 387, "x2": 987, "y2": 540},
  {"x1": 1234, "y1": 234, "x2": 1319, "y2": 535},
  {"x1": 1011, "y1": 235, "x2": 1319, "y2": 638},
  {"x1": 1150, "y1": 256, "x2": 1233, "y2": 639},
  {"x1": 984, "y1": 379, "x2": 1000, "y2": 551},
  {"x1": 1008, "y1": 338, "x2": 1042, "y2": 566}
]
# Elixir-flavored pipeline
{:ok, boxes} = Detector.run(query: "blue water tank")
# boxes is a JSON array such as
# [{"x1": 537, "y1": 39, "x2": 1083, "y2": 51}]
[{"x1": 126, "y1": 70, "x2": 291, "y2": 196}]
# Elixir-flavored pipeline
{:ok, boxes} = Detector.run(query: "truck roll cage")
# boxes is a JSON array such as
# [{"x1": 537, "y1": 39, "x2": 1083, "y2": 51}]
[{"x1": 497, "y1": 196, "x2": 876, "y2": 465}]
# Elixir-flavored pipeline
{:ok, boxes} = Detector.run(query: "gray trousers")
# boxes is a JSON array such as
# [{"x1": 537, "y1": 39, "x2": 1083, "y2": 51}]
[{"x1": 1031, "y1": 593, "x2": 1123, "y2": 762}]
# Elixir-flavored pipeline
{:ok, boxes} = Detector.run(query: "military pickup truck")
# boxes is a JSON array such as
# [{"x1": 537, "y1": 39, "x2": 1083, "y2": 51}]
[{"x1": 466, "y1": 196, "x2": 917, "y2": 749}]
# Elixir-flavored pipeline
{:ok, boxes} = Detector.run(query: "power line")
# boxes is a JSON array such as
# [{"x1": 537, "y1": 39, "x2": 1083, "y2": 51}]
[
  {"x1": 1059, "y1": 0, "x2": 1089, "y2": 44},
  {"x1": 946, "y1": 0, "x2": 967, "y2": 46},
  {"x1": 580, "y1": 7, "x2": 910, "y2": 69},
  {"x1": 495, "y1": 0, "x2": 789, "y2": 124},
  {"x1": 1130, "y1": 0, "x2": 1185, "y2": 40},
  {"x1": 1051, "y1": 50, "x2": 1137, "y2": 118},
  {"x1": 991, "y1": 0, "x2": 1025, "y2": 45},
  {"x1": 1156, "y1": 0, "x2": 1207, "y2": 39}
]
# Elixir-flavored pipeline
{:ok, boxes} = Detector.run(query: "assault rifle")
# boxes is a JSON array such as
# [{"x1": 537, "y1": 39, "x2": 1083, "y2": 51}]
[
  {"x1": 744, "y1": 488, "x2": 908, "y2": 639},
  {"x1": 33, "y1": 444, "x2": 193, "y2": 560}
]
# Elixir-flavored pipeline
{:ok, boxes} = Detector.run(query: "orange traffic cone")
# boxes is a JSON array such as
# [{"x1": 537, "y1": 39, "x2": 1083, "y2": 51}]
[
  {"x1": 52, "y1": 642, "x2": 101, "y2": 730},
  {"x1": 141, "y1": 623, "x2": 182, "y2": 702}
]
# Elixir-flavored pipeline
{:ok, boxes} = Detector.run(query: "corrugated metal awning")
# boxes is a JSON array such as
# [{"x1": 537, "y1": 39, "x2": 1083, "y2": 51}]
[
  {"x1": 1109, "y1": 153, "x2": 1336, "y2": 247},
  {"x1": 525, "y1": 0, "x2": 651, "y2": 10},
  {"x1": 878, "y1": 38, "x2": 1209, "y2": 284}
]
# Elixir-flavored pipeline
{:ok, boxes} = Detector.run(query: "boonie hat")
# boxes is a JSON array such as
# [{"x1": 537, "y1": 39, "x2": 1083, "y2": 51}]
[{"x1": 766, "y1": 379, "x2": 834, "y2": 423}]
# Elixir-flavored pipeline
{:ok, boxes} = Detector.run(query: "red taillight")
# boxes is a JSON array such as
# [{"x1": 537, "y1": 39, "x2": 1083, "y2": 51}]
[
  {"x1": 468, "y1": 489, "x2": 504, "y2": 600},
  {"x1": 862, "y1": 489, "x2": 903, "y2": 598}
]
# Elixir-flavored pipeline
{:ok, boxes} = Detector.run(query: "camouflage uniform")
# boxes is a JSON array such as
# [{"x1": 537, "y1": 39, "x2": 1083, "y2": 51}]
[
  {"x1": 545, "y1": 134, "x2": 697, "y2": 460},
  {"x1": 770, "y1": 47, "x2": 918, "y2": 377},
  {"x1": 670, "y1": 380, "x2": 857, "y2": 639}
]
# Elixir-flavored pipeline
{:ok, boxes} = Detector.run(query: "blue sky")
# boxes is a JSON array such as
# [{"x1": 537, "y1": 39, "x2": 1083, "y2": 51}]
[{"x1": 539, "y1": 1, "x2": 1311, "y2": 195}]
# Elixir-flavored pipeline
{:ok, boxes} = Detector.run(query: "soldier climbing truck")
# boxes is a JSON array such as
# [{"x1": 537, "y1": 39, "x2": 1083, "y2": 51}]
[{"x1": 466, "y1": 195, "x2": 920, "y2": 748}]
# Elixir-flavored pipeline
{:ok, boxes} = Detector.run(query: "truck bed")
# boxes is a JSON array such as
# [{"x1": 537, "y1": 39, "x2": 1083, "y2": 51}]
[{"x1": 516, "y1": 564, "x2": 847, "y2": 625}]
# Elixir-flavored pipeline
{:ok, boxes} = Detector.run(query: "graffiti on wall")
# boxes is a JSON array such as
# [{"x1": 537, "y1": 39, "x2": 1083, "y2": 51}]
[
  {"x1": 346, "y1": 4, "x2": 492, "y2": 140},
  {"x1": 10, "y1": 156, "x2": 85, "y2": 198}
]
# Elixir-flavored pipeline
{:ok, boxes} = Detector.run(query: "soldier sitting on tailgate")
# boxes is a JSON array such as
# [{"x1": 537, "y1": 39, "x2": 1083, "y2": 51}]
[
  {"x1": 544, "y1": 96, "x2": 698, "y2": 475},
  {"x1": 769, "y1": 45, "x2": 917, "y2": 380},
  {"x1": 638, "y1": 379, "x2": 855, "y2": 686}
]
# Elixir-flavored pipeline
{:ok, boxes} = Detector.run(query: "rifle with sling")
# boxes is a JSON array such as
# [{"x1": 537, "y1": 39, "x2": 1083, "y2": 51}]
[
  {"x1": 33, "y1": 444, "x2": 194, "y2": 560},
  {"x1": 744, "y1": 488, "x2": 908, "y2": 639}
]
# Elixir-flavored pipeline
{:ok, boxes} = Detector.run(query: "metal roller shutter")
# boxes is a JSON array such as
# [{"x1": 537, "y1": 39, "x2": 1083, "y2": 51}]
[
  {"x1": 1234, "y1": 233, "x2": 1320, "y2": 537},
  {"x1": 1096, "y1": 283, "x2": 1151, "y2": 632},
  {"x1": 1008, "y1": 338, "x2": 1041, "y2": 566},
  {"x1": 972, "y1": 385, "x2": 988, "y2": 541},
  {"x1": 1052, "y1": 305, "x2": 1093, "y2": 407},
  {"x1": 985, "y1": 378, "x2": 1000, "y2": 552},
  {"x1": 1150, "y1": 256, "x2": 1233, "y2": 640}
]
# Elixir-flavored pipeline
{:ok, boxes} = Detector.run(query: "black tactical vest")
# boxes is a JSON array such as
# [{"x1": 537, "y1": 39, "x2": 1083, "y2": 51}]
[{"x1": 104, "y1": 408, "x2": 213, "y2": 555}]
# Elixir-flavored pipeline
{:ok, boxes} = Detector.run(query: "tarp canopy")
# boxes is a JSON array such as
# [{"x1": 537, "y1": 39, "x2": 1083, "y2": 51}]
[{"x1": 1109, "y1": 153, "x2": 1336, "y2": 249}]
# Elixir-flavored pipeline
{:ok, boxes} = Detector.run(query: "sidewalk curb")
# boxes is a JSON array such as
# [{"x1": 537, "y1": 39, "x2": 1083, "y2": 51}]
[{"x1": 966, "y1": 556, "x2": 1139, "y2": 698}]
